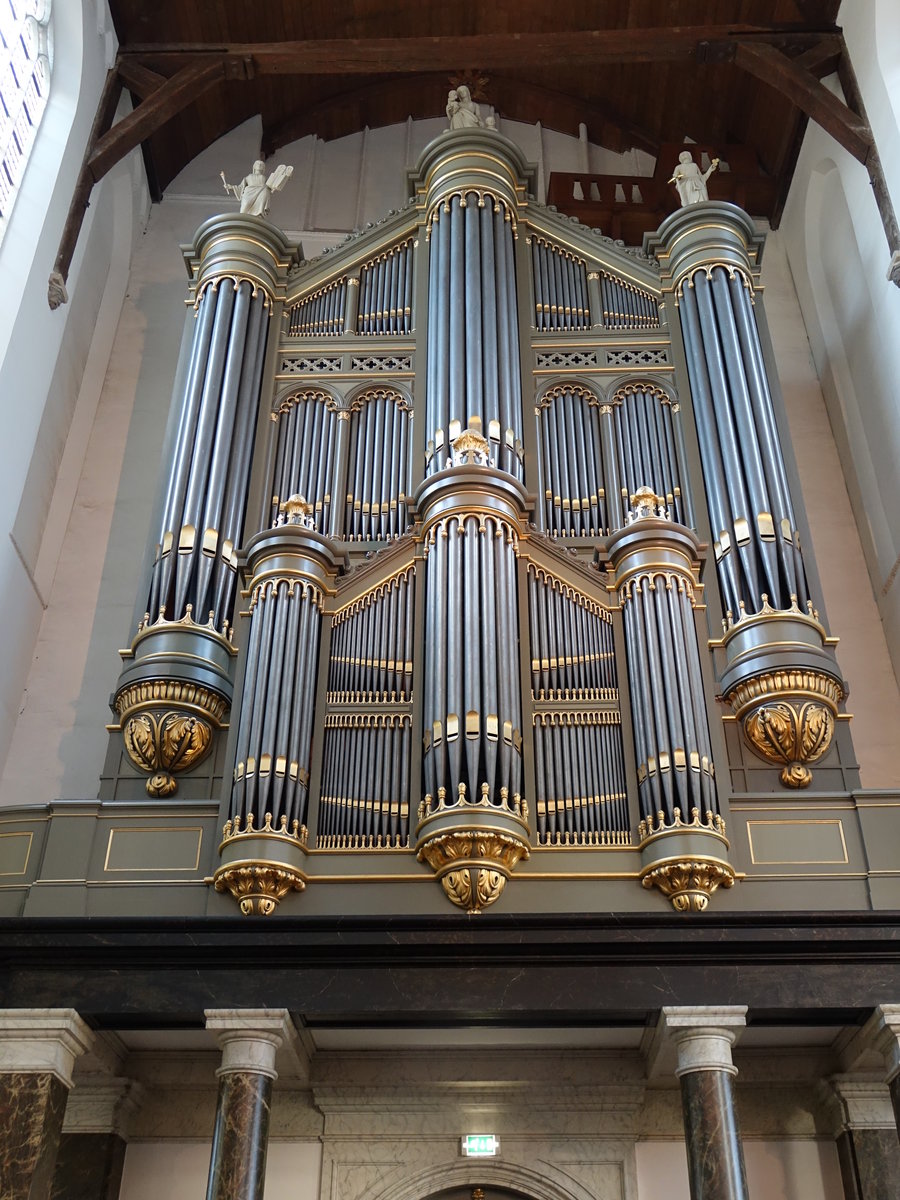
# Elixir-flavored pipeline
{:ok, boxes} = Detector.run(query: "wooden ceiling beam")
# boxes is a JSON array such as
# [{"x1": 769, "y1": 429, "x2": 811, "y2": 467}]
[
  {"x1": 121, "y1": 25, "x2": 838, "y2": 75},
  {"x1": 117, "y1": 59, "x2": 168, "y2": 101},
  {"x1": 792, "y1": 33, "x2": 843, "y2": 78},
  {"x1": 88, "y1": 59, "x2": 227, "y2": 182},
  {"x1": 733, "y1": 40, "x2": 871, "y2": 163},
  {"x1": 48, "y1": 58, "x2": 229, "y2": 308}
]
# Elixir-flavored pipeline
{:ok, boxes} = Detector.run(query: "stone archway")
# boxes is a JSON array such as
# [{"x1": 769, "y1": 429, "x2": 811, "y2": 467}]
[{"x1": 364, "y1": 1157, "x2": 619, "y2": 1200}]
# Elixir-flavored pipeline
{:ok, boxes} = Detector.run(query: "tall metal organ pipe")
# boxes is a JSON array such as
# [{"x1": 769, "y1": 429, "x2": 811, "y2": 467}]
[
  {"x1": 147, "y1": 279, "x2": 269, "y2": 632},
  {"x1": 113, "y1": 215, "x2": 298, "y2": 801},
  {"x1": 213, "y1": 513, "x2": 345, "y2": 914},
  {"x1": 606, "y1": 489, "x2": 735, "y2": 911},
  {"x1": 647, "y1": 204, "x2": 845, "y2": 790},
  {"x1": 425, "y1": 192, "x2": 523, "y2": 478}
]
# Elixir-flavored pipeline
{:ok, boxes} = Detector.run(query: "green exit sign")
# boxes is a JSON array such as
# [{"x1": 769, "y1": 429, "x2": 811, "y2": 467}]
[{"x1": 462, "y1": 1133, "x2": 499, "y2": 1157}]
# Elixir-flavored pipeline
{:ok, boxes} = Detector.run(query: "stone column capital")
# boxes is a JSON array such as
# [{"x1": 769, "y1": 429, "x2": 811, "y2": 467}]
[
  {"x1": 871, "y1": 1004, "x2": 900, "y2": 1083},
  {"x1": 205, "y1": 1009, "x2": 297, "y2": 1080},
  {"x1": 0, "y1": 1009, "x2": 94, "y2": 1087},
  {"x1": 821, "y1": 1075, "x2": 896, "y2": 1134},
  {"x1": 660, "y1": 1006, "x2": 747, "y2": 1078},
  {"x1": 61, "y1": 1078, "x2": 144, "y2": 1138}
]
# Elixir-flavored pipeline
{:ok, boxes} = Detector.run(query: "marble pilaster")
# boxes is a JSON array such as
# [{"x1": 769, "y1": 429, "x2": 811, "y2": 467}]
[
  {"x1": 660, "y1": 1006, "x2": 749, "y2": 1200},
  {"x1": 204, "y1": 1009, "x2": 294, "y2": 1200},
  {"x1": 823, "y1": 1075, "x2": 900, "y2": 1199},
  {"x1": 50, "y1": 1077, "x2": 142, "y2": 1200},
  {"x1": 0, "y1": 1010, "x2": 93, "y2": 1200}
]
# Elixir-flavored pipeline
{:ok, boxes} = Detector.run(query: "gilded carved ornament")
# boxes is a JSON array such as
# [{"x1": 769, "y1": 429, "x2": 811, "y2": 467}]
[
  {"x1": 417, "y1": 828, "x2": 530, "y2": 914},
  {"x1": 212, "y1": 812, "x2": 308, "y2": 916},
  {"x1": 114, "y1": 680, "x2": 228, "y2": 797},
  {"x1": 726, "y1": 668, "x2": 843, "y2": 788},
  {"x1": 213, "y1": 863, "x2": 305, "y2": 916},
  {"x1": 641, "y1": 858, "x2": 735, "y2": 913}
]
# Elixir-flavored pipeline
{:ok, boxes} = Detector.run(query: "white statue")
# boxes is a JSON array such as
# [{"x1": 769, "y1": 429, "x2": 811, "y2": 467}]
[
  {"x1": 446, "y1": 85, "x2": 484, "y2": 130},
  {"x1": 221, "y1": 160, "x2": 294, "y2": 217},
  {"x1": 668, "y1": 150, "x2": 719, "y2": 207}
]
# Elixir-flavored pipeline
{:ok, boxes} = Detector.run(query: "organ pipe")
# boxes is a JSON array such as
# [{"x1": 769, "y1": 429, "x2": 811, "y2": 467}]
[
  {"x1": 425, "y1": 193, "x2": 523, "y2": 479},
  {"x1": 527, "y1": 564, "x2": 628, "y2": 845},
  {"x1": 648, "y1": 204, "x2": 845, "y2": 790},
  {"x1": 535, "y1": 384, "x2": 688, "y2": 539},
  {"x1": 286, "y1": 277, "x2": 347, "y2": 336},
  {"x1": 114, "y1": 216, "x2": 297, "y2": 801},
  {"x1": 530, "y1": 236, "x2": 590, "y2": 330},
  {"x1": 606, "y1": 489, "x2": 735, "y2": 912}
]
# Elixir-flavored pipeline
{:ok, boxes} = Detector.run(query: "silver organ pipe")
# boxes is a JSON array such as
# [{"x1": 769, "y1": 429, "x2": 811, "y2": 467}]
[
  {"x1": 679, "y1": 266, "x2": 808, "y2": 618},
  {"x1": 607, "y1": 499, "x2": 719, "y2": 829},
  {"x1": 425, "y1": 192, "x2": 524, "y2": 479},
  {"x1": 268, "y1": 390, "x2": 338, "y2": 531},
  {"x1": 611, "y1": 384, "x2": 687, "y2": 527},
  {"x1": 343, "y1": 389, "x2": 411, "y2": 540},
  {"x1": 597, "y1": 269, "x2": 660, "y2": 330},
  {"x1": 286, "y1": 277, "x2": 348, "y2": 336},
  {"x1": 530, "y1": 236, "x2": 590, "y2": 330},
  {"x1": 319, "y1": 565, "x2": 416, "y2": 848},
  {"x1": 420, "y1": 510, "x2": 524, "y2": 816},
  {"x1": 535, "y1": 383, "x2": 690, "y2": 540},
  {"x1": 232, "y1": 575, "x2": 323, "y2": 833},
  {"x1": 527, "y1": 565, "x2": 628, "y2": 845},
  {"x1": 147, "y1": 278, "x2": 269, "y2": 631},
  {"x1": 536, "y1": 385, "x2": 606, "y2": 537},
  {"x1": 356, "y1": 238, "x2": 415, "y2": 335}
]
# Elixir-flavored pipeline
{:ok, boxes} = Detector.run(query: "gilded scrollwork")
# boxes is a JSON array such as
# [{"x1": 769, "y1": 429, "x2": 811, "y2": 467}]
[
  {"x1": 115, "y1": 680, "x2": 227, "y2": 797},
  {"x1": 417, "y1": 828, "x2": 530, "y2": 913},
  {"x1": 121, "y1": 710, "x2": 213, "y2": 797},
  {"x1": 213, "y1": 863, "x2": 305, "y2": 916},
  {"x1": 641, "y1": 858, "x2": 735, "y2": 912},
  {"x1": 726, "y1": 668, "x2": 843, "y2": 788}
]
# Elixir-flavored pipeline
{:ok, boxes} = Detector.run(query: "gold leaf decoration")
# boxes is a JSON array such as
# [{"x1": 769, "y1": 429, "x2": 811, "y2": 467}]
[
  {"x1": 123, "y1": 714, "x2": 157, "y2": 772},
  {"x1": 214, "y1": 863, "x2": 305, "y2": 915},
  {"x1": 641, "y1": 858, "x2": 735, "y2": 912},
  {"x1": 441, "y1": 869, "x2": 474, "y2": 911},
  {"x1": 121, "y1": 708, "x2": 213, "y2": 796}
]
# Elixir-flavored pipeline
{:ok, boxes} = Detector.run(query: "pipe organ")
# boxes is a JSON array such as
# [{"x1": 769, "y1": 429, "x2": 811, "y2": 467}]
[{"x1": 106, "y1": 127, "x2": 850, "y2": 916}]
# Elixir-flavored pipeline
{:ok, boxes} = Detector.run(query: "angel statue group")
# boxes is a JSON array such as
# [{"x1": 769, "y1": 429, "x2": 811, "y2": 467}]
[{"x1": 221, "y1": 160, "x2": 294, "y2": 217}]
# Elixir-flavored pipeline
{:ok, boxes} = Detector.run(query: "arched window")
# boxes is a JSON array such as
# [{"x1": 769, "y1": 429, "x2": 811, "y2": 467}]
[{"x1": 0, "y1": 0, "x2": 52, "y2": 243}]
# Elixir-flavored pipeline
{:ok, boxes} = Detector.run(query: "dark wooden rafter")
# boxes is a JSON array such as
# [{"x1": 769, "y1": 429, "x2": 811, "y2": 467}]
[
  {"x1": 733, "y1": 40, "x2": 871, "y2": 162},
  {"x1": 124, "y1": 25, "x2": 837, "y2": 74},
  {"x1": 732, "y1": 36, "x2": 899, "y2": 280},
  {"x1": 52, "y1": 19, "x2": 900, "y2": 307},
  {"x1": 48, "y1": 57, "x2": 241, "y2": 307}
]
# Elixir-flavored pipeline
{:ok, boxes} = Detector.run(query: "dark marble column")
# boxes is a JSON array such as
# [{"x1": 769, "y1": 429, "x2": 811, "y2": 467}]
[
  {"x1": 205, "y1": 1010, "x2": 294, "y2": 1200},
  {"x1": 49, "y1": 1078, "x2": 142, "y2": 1200},
  {"x1": 50, "y1": 1134, "x2": 126, "y2": 1200},
  {"x1": 662, "y1": 1007, "x2": 749, "y2": 1200},
  {"x1": 827, "y1": 1076, "x2": 900, "y2": 1200},
  {"x1": 0, "y1": 1011, "x2": 93, "y2": 1200}
]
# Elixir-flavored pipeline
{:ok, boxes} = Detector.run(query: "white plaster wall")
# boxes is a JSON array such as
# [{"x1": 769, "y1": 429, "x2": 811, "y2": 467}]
[
  {"x1": 781, "y1": 0, "x2": 900, "y2": 687},
  {"x1": 119, "y1": 1139, "x2": 322, "y2": 1200},
  {"x1": 635, "y1": 1139, "x2": 843, "y2": 1200},
  {"x1": 760, "y1": 227, "x2": 900, "y2": 787},
  {"x1": 0, "y1": 0, "x2": 148, "y2": 784}
]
